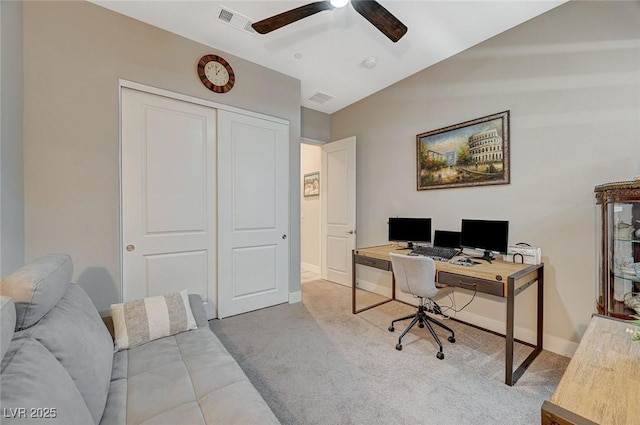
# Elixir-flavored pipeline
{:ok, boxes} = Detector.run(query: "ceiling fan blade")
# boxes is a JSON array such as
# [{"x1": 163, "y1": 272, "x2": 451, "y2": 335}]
[
  {"x1": 351, "y1": 0, "x2": 407, "y2": 42},
  {"x1": 252, "y1": 1, "x2": 334, "y2": 34}
]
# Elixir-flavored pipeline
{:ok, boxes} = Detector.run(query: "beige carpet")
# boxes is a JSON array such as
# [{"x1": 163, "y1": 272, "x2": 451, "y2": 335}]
[{"x1": 210, "y1": 279, "x2": 570, "y2": 425}]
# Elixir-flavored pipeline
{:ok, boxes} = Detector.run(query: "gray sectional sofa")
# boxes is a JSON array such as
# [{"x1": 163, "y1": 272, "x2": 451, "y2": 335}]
[{"x1": 0, "y1": 254, "x2": 280, "y2": 424}]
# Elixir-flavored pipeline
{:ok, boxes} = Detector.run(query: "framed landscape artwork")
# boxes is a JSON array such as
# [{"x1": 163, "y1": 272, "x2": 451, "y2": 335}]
[
  {"x1": 416, "y1": 111, "x2": 510, "y2": 190},
  {"x1": 304, "y1": 172, "x2": 320, "y2": 197}
]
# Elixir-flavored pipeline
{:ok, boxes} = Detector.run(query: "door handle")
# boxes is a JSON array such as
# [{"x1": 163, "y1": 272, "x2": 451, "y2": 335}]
[
  {"x1": 126, "y1": 244, "x2": 135, "y2": 252},
  {"x1": 282, "y1": 234, "x2": 287, "y2": 239},
  {"x1": 346, "y1": 230, "x2": 355, "y2": 235}
]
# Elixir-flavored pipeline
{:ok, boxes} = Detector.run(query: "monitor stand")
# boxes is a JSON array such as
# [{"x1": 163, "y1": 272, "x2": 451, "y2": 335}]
[
  {"x1": 400, "y1": 241, "x2": 414, "y2": 250},
  {"x1": 477, "y1": 250, "x2": 495, "y2": 264}
]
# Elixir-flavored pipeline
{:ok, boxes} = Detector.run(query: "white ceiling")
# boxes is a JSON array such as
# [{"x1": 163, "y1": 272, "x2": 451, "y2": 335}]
[{"x1": 89, "y1": 0, "x2": 566, "y2": 114}]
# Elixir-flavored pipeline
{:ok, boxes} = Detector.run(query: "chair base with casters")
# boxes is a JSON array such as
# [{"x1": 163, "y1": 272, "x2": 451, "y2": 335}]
[{"x1": 388, "y1": 298, "x2": 455, "y2": 360}]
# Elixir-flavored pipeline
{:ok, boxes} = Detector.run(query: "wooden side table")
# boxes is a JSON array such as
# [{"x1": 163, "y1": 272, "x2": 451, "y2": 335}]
[{"x1": 541, "y1": 314, "x2": 640, "y2": 425}]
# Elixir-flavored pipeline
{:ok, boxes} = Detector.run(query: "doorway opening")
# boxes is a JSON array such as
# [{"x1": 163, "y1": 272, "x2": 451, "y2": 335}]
[
  {"x1": 300, "y1": 141, "x2": 322, "y2": 283},
  {"x1": 300, "y1": 136, "x2": 356, "y2": 287}
]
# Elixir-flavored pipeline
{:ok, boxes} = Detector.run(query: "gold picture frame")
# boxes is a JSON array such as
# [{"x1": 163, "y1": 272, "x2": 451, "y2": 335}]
[{"x1": 417, "y1": 111, "x2": 510, "y2": 190}]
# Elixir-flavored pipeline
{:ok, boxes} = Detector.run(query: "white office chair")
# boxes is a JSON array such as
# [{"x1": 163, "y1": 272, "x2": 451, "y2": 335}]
[{"x1": 388, "y1": 252, "x2": 456, "y2": 359}]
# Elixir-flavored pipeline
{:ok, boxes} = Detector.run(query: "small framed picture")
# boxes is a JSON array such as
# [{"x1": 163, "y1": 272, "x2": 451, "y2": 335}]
[{"x1": 303, "y1": 172, "x2": 320, "y2": 197}]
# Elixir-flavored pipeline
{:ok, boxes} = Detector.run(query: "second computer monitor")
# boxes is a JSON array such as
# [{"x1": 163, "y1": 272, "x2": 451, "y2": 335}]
[
  {"x1": 388, "y1": 217, "x2": 431, "y2": 248},
  {"x1": 433, "y1": 230, "x2": 461, "y2": 249},
  {"x1": 460, "y1": 219, "x2": 509, "y2": 262}
]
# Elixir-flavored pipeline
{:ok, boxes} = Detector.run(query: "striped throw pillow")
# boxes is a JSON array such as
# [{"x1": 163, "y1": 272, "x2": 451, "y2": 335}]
[{"x1": 110, "y1": 289, "x2": 197, "y2": 350}]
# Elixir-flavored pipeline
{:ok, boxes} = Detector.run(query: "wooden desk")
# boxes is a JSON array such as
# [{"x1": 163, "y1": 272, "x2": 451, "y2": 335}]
[
  {"x1": 541, "y1": 314, "x2": 640, "y2": 425},
  {"x1": 352, "y1": 244, "x2": 544, "y2": 386}
]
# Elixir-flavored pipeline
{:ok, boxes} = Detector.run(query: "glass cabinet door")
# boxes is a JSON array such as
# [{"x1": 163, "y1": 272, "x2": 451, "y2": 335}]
[
  {"x1": 608, "y1": 200, "x2": 640, "y2": 316},
  {"x1": 595, "y1": 180, "x2": 640, "y2": 319}
]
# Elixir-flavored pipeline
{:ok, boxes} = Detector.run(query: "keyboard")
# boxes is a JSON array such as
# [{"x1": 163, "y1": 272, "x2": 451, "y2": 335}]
[{"x1": 411, "y1": 246, "x2": 461, "y2": 261}]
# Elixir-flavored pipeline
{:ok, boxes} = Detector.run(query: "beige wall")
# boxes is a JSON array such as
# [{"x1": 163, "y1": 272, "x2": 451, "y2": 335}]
[
  {"x1": 301, "y1": 107, "x2": 331, "y2": 142},
  {"x1": 22, "y1": 1, "x2": 302, "y2": 311},
  {"x1": 0, "y1": 0, "x2": 25, "y2": 276},
  {"x1": 301, "y1": 143, "x2": 322, "y2": 272},
  {"x1": 331, "y1": 1, "x2": 640, "y2": 356}
]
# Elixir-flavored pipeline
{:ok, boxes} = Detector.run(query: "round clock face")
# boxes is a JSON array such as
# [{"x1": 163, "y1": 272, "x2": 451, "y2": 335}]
[
  {"x1": 197, "y1": 54, "x2": 235, "y2": 93},
  {"x1": 204, "y1": 61, "x2": 229, "y2": 86}
]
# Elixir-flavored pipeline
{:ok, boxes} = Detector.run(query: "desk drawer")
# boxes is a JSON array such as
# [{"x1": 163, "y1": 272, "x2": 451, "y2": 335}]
[
  {"x1": 437, "y1": 272, "x2": 503, "y2": 297},
  {"x1": 354, "y1": 255, "x2": 391, "y2": 271}
]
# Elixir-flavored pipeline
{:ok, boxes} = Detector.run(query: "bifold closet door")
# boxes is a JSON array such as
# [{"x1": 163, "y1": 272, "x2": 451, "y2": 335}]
[
  {"x1": 121, "y1": 88, "x2": 217, "y2": 318},
  {"x1": 217, "y1": 110, "x2": 290, "y2": 318}
]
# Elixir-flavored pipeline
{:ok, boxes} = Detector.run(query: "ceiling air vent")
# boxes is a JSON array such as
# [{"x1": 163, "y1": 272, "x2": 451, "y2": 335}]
[
  {"x1": 218, "y1": 8, "x2": 233, "y2": 23},
  {"x1": 218, "y1": 7, "x2": 256, "y2": 35},
  {"x1": 307, "y1": 92, "x2": 335, "y2": 104}
]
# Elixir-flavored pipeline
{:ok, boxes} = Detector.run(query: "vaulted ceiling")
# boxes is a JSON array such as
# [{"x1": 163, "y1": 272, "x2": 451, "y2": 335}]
[{"x1": 89, "y1": 1, "x2": 566, "y2": 114}]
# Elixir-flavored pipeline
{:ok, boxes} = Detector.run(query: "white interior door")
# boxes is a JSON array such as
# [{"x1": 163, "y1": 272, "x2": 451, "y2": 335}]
[
  {"x1": 121, "y1": 88, "x2": 216, "y2": 318},
  {"x1": 321, "y1": 136, "x2": 356, "y2": 286},
  {"x1": 217, "y1": 110, "x2": 289, "y2": 318}
]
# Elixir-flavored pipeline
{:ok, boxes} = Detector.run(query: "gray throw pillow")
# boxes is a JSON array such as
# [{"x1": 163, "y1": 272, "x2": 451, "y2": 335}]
[{"x1": 111, "y1": 289, "x2": 197, "y2": 350}]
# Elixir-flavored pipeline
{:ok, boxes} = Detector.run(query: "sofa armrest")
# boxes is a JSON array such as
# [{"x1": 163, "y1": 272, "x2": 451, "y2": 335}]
[{"x1": 188, "y1": 294, "x2": 209, "y2": 328}]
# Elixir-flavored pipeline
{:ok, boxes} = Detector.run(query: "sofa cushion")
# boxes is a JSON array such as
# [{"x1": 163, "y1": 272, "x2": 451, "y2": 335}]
[
  {"x1": 100, "y1": 294, "x2": 209, "y2": 425},
  {"x1": 20, "y1": 284, "x2": 114, "y2": 425},
  {"x1": 0, "y1": 254, "x2": 72, "y2": 330},
  {"x1": 98, "y1": 350, "x2": 128, "y2": 425},
  {"x1": 120, "y1": 295, "x2": 279, "y2": 425},
  {"x1": 1, "y1": 296, "x2": 16, "y2": 359},
  {"x1": 125, "y1": 327, "x2": 280, "y2": 425},
  {"x1": 111, "y1": 289, "x2": 197, "y2": 350},
  {"x1": 99, "y1": 376, "x2": 127, "y2": 425},
  {"x1": 0, "y1": 338, "x2": 95, "y2": 425}
]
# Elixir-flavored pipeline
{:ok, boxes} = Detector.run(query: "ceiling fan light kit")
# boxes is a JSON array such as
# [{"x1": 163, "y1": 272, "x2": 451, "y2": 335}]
[
  {"x1": 330, "y1": 0, "x2": 349, "y2": 8},
  {"x1": 251, "y1": 0, "x2": 407, "y2": 43}
]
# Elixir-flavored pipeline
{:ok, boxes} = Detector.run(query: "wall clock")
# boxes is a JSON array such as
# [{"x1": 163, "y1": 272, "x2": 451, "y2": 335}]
[{"x1": 197, "y1": 54, "x2": 235, "y2": 93}]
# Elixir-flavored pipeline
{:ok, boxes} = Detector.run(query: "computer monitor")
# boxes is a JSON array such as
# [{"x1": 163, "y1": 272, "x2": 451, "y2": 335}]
[
  {"x1": 433, "y1": 230, "x2": 461, "y2": 249},
  {"x1": 388, "y1": 217, "x2": 432, "y2": 249},
  {"x1": 460, "y1": 219, "x2": 509, "y2": 263}
]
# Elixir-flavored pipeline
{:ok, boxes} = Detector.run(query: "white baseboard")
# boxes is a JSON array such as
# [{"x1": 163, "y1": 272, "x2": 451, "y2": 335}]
[
  {"x1": 449, "y1": 310, "x2": 578, "y2": 357},
  {"x1": 301, "y1": 262, "x2": 320, "y2": 275},
  {"x1": 289, "y1": 290, "x2": 302, "y2": 304},
  {"x1": 542, "y1": 333, "x2": 579, "y2": 358}
]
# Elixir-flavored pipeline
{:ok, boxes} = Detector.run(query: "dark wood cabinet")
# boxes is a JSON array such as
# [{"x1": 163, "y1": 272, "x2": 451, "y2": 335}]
[{"x1": 594, "y1": 179, "x2": 640, "y2": 319}]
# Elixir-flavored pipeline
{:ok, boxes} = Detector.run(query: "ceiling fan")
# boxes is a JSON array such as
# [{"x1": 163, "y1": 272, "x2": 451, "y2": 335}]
[{"x1": 251, "y1": 0, "x2": 408, "y2": 43}]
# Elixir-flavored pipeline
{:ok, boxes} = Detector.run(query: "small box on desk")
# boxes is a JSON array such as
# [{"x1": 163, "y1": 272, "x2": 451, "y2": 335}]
[{"x1": 504, "y1": 245, "x2": 541, "y2": 265}]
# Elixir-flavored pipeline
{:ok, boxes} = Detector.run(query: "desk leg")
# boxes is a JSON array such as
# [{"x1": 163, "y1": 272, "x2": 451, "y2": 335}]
[
  {"x1": 351, "y1": 250, "x2": 356, "y2": 314},
  {"x1": 505, "y1": 279, "x2": 515, "y2": 386},
  {"x1": 507, "y1": 266, "x2": 544, "y2": 386},
  {"x1": 537, "y1": 268, "x2": 544, "y2": 349},
  {"x1": 352, "y1": 254, "x2": 401, "y2": 314}
]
